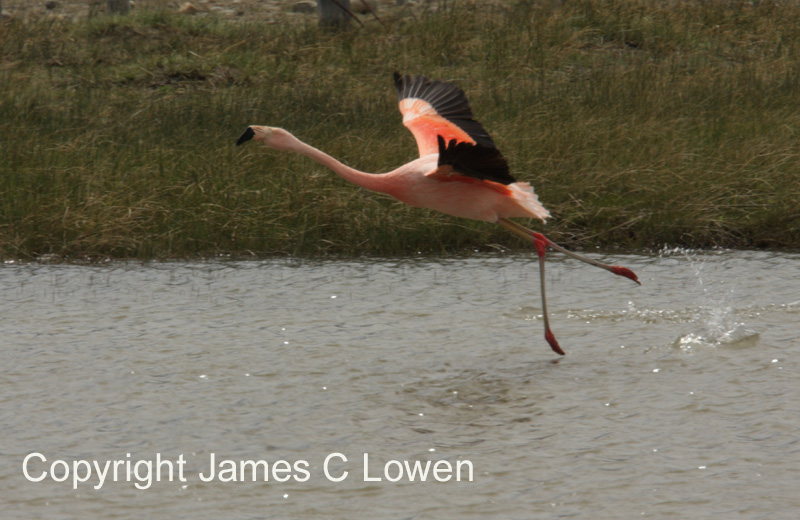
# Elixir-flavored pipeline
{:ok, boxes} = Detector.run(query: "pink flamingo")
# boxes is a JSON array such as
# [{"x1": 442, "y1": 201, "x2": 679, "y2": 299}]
[{"x1": 236, "y1": 73, "x2": 640, "y2": 355}]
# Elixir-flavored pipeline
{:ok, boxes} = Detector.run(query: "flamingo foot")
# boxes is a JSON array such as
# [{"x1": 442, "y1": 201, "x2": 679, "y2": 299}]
[
  {"x1": 545, "y1": 328, "x2": 565, "y2": 356},
  {"x1": 611, "y1": 265, "x2": 641, "y2": 285}
]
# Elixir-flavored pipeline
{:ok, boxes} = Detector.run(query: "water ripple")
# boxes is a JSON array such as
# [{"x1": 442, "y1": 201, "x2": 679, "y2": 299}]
[{"x1": 1, "y1": 252, "x2": 798, "y2": 519}]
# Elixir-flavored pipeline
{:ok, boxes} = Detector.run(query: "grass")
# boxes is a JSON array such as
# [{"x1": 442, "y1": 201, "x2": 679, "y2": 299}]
[{"x1": 2, "y1": 0, "x2": 800, "y2": 260}]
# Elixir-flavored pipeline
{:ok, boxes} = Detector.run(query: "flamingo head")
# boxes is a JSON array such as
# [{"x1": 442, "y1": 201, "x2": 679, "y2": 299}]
[{"x1": 236, "y1": 126, "x2": 296, "y2": 150}]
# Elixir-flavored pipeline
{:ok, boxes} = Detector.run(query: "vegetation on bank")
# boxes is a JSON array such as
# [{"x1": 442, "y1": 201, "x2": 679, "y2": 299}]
[{"x1": 1, "y1": 0, "x2": 800, "y2": 260}]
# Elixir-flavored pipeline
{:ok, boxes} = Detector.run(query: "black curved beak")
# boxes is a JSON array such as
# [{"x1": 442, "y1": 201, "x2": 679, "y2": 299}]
[{"x1": 236, "y1": 127, "x2": 255, "y2": 146}]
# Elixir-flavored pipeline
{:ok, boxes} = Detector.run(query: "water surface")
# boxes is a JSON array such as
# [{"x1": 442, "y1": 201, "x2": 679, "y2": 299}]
[{"x1": 1, "y1": 250, "x2": 798, "y2": 519}]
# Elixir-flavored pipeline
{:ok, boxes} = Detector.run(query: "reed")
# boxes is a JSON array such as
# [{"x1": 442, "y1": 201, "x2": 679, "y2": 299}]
[{"x1": 2, "y1": 0, "x2": 799, "y2": 260}]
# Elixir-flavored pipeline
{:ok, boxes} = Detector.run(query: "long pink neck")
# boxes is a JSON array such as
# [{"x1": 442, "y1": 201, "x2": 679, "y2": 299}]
[{"x1": 288, "y1": 137, "x2": 394, "y2": 195}]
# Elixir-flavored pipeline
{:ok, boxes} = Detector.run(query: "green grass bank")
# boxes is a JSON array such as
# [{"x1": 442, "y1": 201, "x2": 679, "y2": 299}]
[{"x1": 2, "y1": 0, "x2": 800, "y2": 260}]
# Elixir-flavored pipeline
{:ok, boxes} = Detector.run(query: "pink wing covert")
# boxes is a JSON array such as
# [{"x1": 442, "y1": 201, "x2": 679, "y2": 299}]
[{"x1": 394, "y1": 73, "x2": 496, "y2": 158}]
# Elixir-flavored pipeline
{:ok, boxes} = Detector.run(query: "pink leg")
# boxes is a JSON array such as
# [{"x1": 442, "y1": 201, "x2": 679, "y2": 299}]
[
  {"x1": 532, "y1": 232, "x2": 565, "y2": 356},
  {"x1": 498, "y1": 218, "x2": 640, "y2": 356},
  {"x1": 500, "y1": 219, "x2": 640, "y2": 284}
]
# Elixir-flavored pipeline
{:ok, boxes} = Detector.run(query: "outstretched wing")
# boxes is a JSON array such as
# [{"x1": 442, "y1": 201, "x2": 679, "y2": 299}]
[
  {"x1": 394, "y1": 72, "x2": 496, "y2": 158},
  {"x1": 429, "y1": 135, "x2": 517, "y2": 186}
]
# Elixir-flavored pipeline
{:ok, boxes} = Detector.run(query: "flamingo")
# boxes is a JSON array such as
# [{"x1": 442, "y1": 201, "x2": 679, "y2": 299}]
[{"x1": 236, "y1": 72, "x2": 640, "y2": 355}]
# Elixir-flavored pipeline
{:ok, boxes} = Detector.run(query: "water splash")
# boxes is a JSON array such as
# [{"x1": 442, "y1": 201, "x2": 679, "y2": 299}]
[
  {"x1": 673, "y1": 306, "x2": 759, "y2": 350},
  {"x1": 661, "y1": 246, "x2": 759, "y2": 350}
]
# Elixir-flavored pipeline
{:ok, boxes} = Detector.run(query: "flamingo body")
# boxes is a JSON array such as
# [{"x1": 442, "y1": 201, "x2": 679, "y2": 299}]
[
  {"x1": 236, "y1": 73, "x2": 639, "y2": 356},
  {"x1": 387, "y1": 159, "x2": 548, "y2": 223}
]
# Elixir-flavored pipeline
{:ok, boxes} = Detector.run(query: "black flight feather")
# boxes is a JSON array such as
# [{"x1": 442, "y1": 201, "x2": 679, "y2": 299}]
[
  {"x1": 393, "y1": 72, "x2": 496, "y2": 149},
  {"x1": 437, "y1": 136, "x2": 517, "y2": 185}
]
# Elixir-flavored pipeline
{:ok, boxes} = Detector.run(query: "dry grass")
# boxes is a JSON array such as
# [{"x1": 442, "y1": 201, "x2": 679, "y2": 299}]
[{"x1": 2, "y1": 1, "x2": 800, "y2": 260}]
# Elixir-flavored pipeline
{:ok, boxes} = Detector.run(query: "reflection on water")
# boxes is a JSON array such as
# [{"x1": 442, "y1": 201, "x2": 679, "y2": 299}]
[{"x1": 1, "y1": 250, "x2": 798, "y2": 519}]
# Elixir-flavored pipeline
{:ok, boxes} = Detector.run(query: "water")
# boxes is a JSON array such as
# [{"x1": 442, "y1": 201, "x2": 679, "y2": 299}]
[{"x1": 1, "y1": 250, "x2": 798, "y2": 519}]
